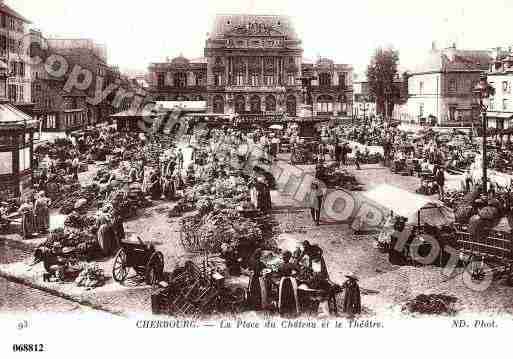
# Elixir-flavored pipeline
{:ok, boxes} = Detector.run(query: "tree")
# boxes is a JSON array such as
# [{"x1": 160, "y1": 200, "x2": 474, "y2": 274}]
[{"x1": 366, "y1": 47, "x2": 400, "y2": 118}]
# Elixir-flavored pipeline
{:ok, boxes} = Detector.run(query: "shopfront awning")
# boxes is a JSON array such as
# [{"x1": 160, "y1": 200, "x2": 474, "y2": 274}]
[
  {"x1": 0, "y1": 104, "x2": 38, "y2": 129},
  {"x1": 486, "y1": 111, "x2": 513, "y2": 119}
]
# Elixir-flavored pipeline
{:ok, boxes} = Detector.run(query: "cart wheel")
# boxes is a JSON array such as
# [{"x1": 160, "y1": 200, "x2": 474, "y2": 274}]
[
  {"x1": 145, "y1": 251, "x2": 164, "y2": 285},
  {"x1": 112, "y1": 248, "x2": 128, "y2": 283}
]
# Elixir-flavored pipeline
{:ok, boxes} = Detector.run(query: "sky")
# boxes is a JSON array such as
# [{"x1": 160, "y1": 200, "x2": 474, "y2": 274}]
[{"x1": 7, "y1": 0, "x2": 513, "y2": 75}]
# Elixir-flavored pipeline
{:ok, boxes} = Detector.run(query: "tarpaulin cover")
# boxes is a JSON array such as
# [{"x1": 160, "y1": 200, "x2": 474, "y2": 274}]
[{"x1": 363, "y1": 184, "x2": 454, "y2": 226}]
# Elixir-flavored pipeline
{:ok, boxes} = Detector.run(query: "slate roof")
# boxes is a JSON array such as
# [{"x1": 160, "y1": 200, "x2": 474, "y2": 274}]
[{"x1": 411, "y1": 47, "x2": 492, "y2": 74}]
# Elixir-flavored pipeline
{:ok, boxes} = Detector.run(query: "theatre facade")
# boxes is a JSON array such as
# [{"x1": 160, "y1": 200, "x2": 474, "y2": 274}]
[{"x1": 147, "y1": 14, "x2": 353, "y2": 119}]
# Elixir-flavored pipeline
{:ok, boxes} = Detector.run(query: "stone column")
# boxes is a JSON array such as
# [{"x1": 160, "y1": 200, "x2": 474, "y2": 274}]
[
  {"x1": 225, "y1": 57, "x2": 229, "y2": 86},
  {"x1": 245, "y1": 57, "x2": 249, "y2": 86},
  {"x1": 261, "y1": 57, "x2": 264, "y2": 86},
  {"x1": 274, "y1": 57, "x2": 280, "y2": 85}
]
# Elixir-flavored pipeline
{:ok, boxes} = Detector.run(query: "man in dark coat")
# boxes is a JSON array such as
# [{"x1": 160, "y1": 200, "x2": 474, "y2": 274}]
[
  {"x1": 436, "y1": 167, "x2": 445, "y2": 199},
  {"x1": 342, "y1": 273, "x2": 361, "y2": 315}
]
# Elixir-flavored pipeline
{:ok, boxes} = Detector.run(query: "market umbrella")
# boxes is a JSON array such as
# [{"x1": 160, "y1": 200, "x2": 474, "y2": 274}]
[{"x1": 269, "y1": 124, "x2": 283, "y2": 130}]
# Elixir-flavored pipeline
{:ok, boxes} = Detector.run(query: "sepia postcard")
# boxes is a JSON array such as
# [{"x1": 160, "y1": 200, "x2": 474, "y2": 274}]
[{"x1": 0, "y1": 0, "x2": 511, "y2": 357}]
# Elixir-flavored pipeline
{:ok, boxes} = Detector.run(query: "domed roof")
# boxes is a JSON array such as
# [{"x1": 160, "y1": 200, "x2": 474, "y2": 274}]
[
  {"x1": 209, "y1": 14, "x2": 298, "y2": 40},
  {"x1": 170, "y1": 55, "x2": 189, "y2": 66}
]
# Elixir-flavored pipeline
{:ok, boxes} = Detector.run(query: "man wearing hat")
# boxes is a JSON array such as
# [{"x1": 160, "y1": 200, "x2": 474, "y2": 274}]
[{"x1": 342, "y1": 272, "x2": 361, "y2": 315}]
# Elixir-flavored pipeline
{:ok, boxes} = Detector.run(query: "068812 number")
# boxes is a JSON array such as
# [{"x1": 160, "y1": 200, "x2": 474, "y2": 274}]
[{"x1": 12, "y1": 344, "x2": 45, "y2": 352}]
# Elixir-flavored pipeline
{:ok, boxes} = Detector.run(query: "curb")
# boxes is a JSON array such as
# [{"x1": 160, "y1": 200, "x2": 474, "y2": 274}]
[
  {"x1": 0, "y1": 266, "x2": 126, "y2": 318},
  {"x1": 0, "y1": 236, "x2": 38, "y2": 252}
]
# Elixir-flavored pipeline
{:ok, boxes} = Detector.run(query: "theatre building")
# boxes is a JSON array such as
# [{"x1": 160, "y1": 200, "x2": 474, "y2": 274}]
[{"x1": 148, "y1": 14, "x2": 353, "y2": 120}]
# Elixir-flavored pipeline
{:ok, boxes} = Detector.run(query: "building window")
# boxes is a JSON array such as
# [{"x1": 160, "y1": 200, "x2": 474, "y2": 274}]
[
  {"x1": 214, "y1": 74, "x2": 223, "y2": 86},
  {"x1": 287, "y1": 74, "x2": 295, "y2": 86},
  {"x1": 157, "y1": 73, "x2": 165, "y2": 87},
  {"x1": 490, "y1": 97, "x2": 495, "y2": 110},
  {"x1": 235, "y1": 73, "x2": 245, "y2": 86},
  {"x1": 419, "y1": 81, "x2": 424, "y2": 95},
  {"x1": 286, "y1": 95, "x2": 296, "y2": 116},
  {"x1": 195, "y1": 74, "x2": 203, "y2": 86},
  {"x1": 250, "y1": 74, "x2": 259, "y2": 86},
  {"x1": 234, "y1": 95, "x2": 245, "y2": 113},
  {"x1": 8, "y1": 84, "x2": 16, "y2": 102},
  {"x1": 448, "y1": 79, "x2": 457, "y2": 93},
  {"x1": 319, "y1": 73, "x2": 331, "y2": 87},
  {"x1": 264, "y1": 75, "x2": 274, "y2": 86},
  {"x1": 250, "y1": 95, "x2": 261, "y2": 113},
  {"x1": 449, "y1": 106, "x2": 456, "y2": 121},
  {"x1": 339, "y1": 73, "x2": 346, "y2": 88},
  {"x1": 503, "y1": 81, "x2": 510, "y2": 94},
  {"x1": 173, "y1": 72, "x2": 186, "y2": 88},
  {"x1": 265, "y1": 95, "x2": 276, "y2": 112},
  {"x1": 317, "y1": 95, "x2": 333, "y2": 113},
  {"x1": 503, "y1": 99, "x2": 509, "y2": 111}
]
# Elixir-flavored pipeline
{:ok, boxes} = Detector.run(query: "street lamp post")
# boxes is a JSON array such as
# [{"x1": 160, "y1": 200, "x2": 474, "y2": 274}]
[{"x1": 473, "y1": 73, "x2": 495, "y2": 193}]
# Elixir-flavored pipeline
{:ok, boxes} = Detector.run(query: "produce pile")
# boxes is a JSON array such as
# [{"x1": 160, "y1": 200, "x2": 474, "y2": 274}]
[
  {"x1": 182, "y1": 176, "x2": 250, "y2": 212},
  {"x1": 75, "y1": 264, "x2": 106, "y2": 289},
  {"x1": 36, "y1": 228, "x2": 98, "y2": 259},
  {"x1": 51, "y1": 184, "x2": 100, "y2": 214},
  {"x1": 402, "y1": 294, "x2": 458, "y2": 315},
  {"x1": 64, "y1": 212, "x2": 96, "y2": 230},
  {"x1": 446, "y1": 188, "x2": 513, "y2": 226},
  {"x1": 198, "y1": 209, "x2": 262, "y2": 253},
  {"x1": 105, "y1": 186, "x2": 148, "y2": 219}
]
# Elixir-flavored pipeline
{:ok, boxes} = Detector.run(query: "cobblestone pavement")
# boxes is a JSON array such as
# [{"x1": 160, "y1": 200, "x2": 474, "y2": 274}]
[{"x1": 0, "y1": 244, "x2": 111, "y2": 315}]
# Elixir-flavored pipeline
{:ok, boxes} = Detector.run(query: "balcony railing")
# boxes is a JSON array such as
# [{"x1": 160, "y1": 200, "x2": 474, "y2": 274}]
[{"x1": 225, "y1": 85, "x2": 286, "y2": 92}]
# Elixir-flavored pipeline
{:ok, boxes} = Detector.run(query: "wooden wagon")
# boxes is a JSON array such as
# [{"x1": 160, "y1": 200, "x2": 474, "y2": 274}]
[{"x1": 112, "y1": 237, "x2": 164, "y2": 285}]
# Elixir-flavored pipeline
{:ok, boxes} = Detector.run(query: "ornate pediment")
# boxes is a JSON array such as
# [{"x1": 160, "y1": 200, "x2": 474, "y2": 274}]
[{"x1": 226, "y1": 22, "x2": 283, "y2": 37}]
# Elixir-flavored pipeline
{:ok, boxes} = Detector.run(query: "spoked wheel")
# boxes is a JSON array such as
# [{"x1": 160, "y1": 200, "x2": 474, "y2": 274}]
[
  {"x1": 145, "y1": 251, "x2": 164, "y2": 285},
  {"x1": 112, "y1": 248, "x2": 128, "y2": 283}
]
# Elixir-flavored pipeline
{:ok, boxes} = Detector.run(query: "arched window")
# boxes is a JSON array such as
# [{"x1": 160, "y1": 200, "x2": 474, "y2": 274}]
[
  {"x1": 286, "y1": 95, "x2": 296, "y2": 116},
  {"x1": 265, "y1": 95, "x2": 276, "y2": 112},
  {"x1": 317, "y1": 95, "x2": 333, "y2": 113},
  {"x1": 319, "y1": 73, "x2": 331, "y2": 87},
  {"x1": 213, "y1": 95, "x2": 224, "y2": 114},
  {"x1": 250, "y1": 95, "x2": 261, "y2": 113},
  {"x1": 235, "y1": 95, "x2": 246, "y2": 114}
]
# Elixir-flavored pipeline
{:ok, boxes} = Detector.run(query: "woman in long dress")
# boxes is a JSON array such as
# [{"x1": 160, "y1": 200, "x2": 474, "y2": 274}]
[
  {"x1": 247, "y1": 249, "x2": 268, "y2": 310},
  {"x1": 34, "y1": 191, "x2": 51, "y2": 234},
  {"x1": 18, "y1": 198, "x2": 35, "y2": 239},
  {"x1": 96, "y1": 211, "x2": 115, "y2": 256},
  {"x1": 342, "y1": 273, "x2": 361, "y2": 315}
]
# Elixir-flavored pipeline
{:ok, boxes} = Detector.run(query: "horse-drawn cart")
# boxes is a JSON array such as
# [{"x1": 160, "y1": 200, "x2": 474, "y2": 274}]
[{"x1": 112, "y1": 237, "x2": 164, "y2": 285}]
